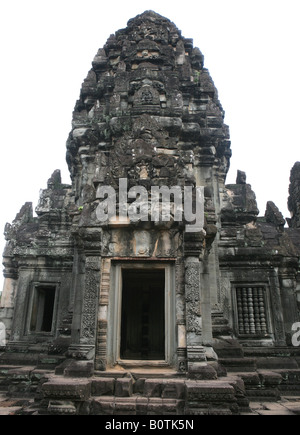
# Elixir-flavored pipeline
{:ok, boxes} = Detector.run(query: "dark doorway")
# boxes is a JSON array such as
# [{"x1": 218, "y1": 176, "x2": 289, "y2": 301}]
[
  {"x1": 30, "y1": 286, "x2": 56, "y2": 333},
  {"x1": 121, "y1": 269, "x2": 165, "y2": 360}
]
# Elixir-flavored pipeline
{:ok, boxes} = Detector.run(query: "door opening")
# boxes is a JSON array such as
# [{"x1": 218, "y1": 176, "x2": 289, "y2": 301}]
[
  {"x1": 120, "y1": 269, "x2": 165, "y2": 360},
  {"x1": 30, "y1": 285, "x2": 56, "y2": 333}
]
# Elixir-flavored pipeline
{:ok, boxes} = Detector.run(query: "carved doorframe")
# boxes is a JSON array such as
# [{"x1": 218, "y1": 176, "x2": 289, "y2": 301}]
[{"x1": 100, "y1": 260, "x2": 176, "y2": 369}]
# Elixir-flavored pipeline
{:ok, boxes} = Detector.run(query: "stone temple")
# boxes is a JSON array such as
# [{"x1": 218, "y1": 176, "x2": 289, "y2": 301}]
[{"x1": 0, "y1": 11, "x2": 300, "y2": 415}]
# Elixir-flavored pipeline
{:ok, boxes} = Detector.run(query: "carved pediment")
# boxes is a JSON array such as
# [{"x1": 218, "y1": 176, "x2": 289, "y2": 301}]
[{"x1": 134, "y1": 85, "x2": 160, "y2": 106}]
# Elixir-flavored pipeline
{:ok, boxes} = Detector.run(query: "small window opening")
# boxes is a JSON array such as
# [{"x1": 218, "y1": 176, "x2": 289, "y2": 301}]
[{"x1": 30, "y1": 286, "x2": 56, "y2": 333}]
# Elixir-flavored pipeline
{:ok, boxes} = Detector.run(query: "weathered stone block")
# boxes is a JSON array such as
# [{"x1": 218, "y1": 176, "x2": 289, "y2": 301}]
[
  {"x1": 213, "y1": 338, "x2": 244, "y2": 358},
  {"x1": 42, "y1": 378, "x2": 91, "y2": 401},
  {"x1": 47, "y1": 400, "x2": 77, "y2": 415},
  {"x1": 258, "y1": 370, "x2": 282, "y2": 387},
  {"x1": 30, "y1": 369, "x2": 52, "y2": 383},
  {"x1": 136, "y1": 397, "x2": 148, "y2": 415},
  {"x1": 185, "y1": 380, "x2": 236, "y2": 404},
  {"x1": 185, "y1": 406, "x2": 233, "y2": 416},
  {"x1": 277, "y1": 369, "x2": 300, "y2": 395},
  {"x1": 114, "y1": 397, "x2": 137, "y2": 415},
  {"x1": 133, "y1": 378, "x2": 145, "y2": 394},
  {"x1": 219, "y1": 357, "x2": 257, "y2": 372},
  {"x1": 182, "y1": 122, "x2": 201, "y2": 140},
  {"x1": 256, "y1": 357, "x2": 298, "y2": 370},
  {"x1": 7, "y1": 367, "x2": 32, "y2": 382},
  {"x1": 226, "y1": 376, "x2": 250, "y2": 411},
  {"x1": 63, "y1": 360, "x2": 94, "y2": 378},
  {"x1": 147, "y1": 398, "x2": 164, "y2": 415},
  {"x1": 239, "y1": 372, "x2": 261, "y2": 387},
  {"x1": 161, "y1": 398, "x2": 184, "y2": 415},
  {"x1": 90, "y1": 397, "x2": 115, "y2": 415},
  {"x1": 143, "y1": 379, "x2": 162, "y2": 397},
  {"x1": 161, "y1": 380, "x2": 185, "y2": 399},
  {"x1": 91, "y1": 377, "x2": 115, "y2": 396},
  {"x1": 115, "y1": 378, "x2": 133, "y2": 397},
  {"x1": 188, "y1": 363, "x2": 218, "y2": 380}
]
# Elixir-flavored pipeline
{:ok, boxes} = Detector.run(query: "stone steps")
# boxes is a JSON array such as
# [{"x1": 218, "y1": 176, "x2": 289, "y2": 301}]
[
  {"x1": 1, "y1": 362, "x2": 300, "y2": 414},
  {"x1": 276, "y1": 369, "x2": 300, "y2": 396},
  {"x1": 235, "y1": 369, "x2": 300, "y2": 401},
  {"x1": 0, "y1": 365, "x2": 53, "y2": 398},
  {"x1": 238, "y1": 371, "x2": 282, "y2": 402},
  {"x1": 0, "y1": 394, "x2": 33, "y2": 415},
  {"x1": 219, "y1": 357, "x2": 257, "y2": 372},
  {"x1": 0, "y1": 350, "x2": 66, "y2": 369},
  {"x1": 39, "y1": 373, "x2": 248, "y2": 415}
]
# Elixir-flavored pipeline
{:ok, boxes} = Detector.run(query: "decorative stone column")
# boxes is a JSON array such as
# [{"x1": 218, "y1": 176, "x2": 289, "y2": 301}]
[
  {"x1": 173, "y1": 257, "x2": 187, "y2": 373},
  {"x1": 68, "y1": 254, "x2": 101, "y2": 362},
  {"x1": 1, "y1": 257, "x2": 19, "y2": 344},
  {"x1": 268, "y1": 268, "x2": 287, "y2": 347},
  {"x1": 68, "y1": 229, "x2": 102, "y2": 366},
  {"x1": 184, "y1": 232, "x2": 217, "y2": 379},
  {"x1": 95, "y1": 258, "x2": 111, "y2": 371}
]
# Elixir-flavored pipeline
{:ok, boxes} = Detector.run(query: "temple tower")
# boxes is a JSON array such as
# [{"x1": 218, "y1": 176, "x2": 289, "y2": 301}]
[
  {"x1": 63, "y1": 10, "x2": 230, "y2": 377},
  {"x1": 1, "y1": 12, "x2": 300, "y2": 414}
]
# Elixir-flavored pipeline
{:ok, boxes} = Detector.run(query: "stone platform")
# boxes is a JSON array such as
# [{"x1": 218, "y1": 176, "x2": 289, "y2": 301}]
[{"x1": 1, "y1": 363, "x2": 300, "y2": 415}]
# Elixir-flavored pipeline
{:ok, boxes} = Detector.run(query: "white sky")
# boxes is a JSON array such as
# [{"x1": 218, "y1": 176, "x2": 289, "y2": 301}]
[{"x1": 0, "y1": 0, "x2": 299, "y2": 291}]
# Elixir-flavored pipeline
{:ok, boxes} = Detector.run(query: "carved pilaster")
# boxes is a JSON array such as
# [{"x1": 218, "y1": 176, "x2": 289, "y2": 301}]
[
  {"x1": 81, "y1": 255, "x2": 101, "y2": 342},
  {"x1": 269, "y1": 269, "x2": 287, "y2": 347},
  {"x1": 68, "y1": 255, "x2": 101, "y2": 361},
  {"x1": 184, "y1": 231, "x2": 218, "y2": 379},
  {"x1": 95, "y1": 258, "x2": 111, "y2": 370},
  {"x1": 185, "y1": 259, "x2": 202, "y2": 337},
  {"x1": 184, "y1": 231, "x2": 206, "y2": 377},
  {"x1": 176, "y1": 259, "x2": 187, "y2": 372}
]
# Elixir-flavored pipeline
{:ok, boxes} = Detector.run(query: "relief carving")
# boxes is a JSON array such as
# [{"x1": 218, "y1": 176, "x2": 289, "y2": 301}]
[
  {"x1": 185, "y1": 262, "x2": 202, "y2": 335},
  {"x1": 81, "y1": 256, "x2": 100, "y2": 342}
]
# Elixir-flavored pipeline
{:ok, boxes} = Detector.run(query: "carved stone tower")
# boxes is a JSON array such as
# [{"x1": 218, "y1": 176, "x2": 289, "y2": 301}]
[
  {"x1": 63, "y1": 10, "x2": 231, "y2": 377},
  {"x1": 1, "y1": 11, "x2": 300, "y2": 415}
]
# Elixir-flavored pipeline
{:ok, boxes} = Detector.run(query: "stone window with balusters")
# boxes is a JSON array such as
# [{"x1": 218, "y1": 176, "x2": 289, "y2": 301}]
[{"x1": 234, "y1": 286, "x2": 271, "y2": 337}]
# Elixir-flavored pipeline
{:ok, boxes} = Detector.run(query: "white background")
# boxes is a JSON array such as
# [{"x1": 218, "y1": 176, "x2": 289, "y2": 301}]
[{"x1": 0, "y1": 0, "x2": 299, "y2": 292}]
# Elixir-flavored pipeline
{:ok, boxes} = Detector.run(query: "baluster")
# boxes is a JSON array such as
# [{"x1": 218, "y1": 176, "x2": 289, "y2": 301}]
[
  {"x1": 258, "y1": 287, "x2": 267, "y2": 334},
  {"x1": 242, "y1": 287, "x2": 250, "y2": 334},
  {"x1": 253, "y1": 287, "x2": 261, "y2": 334},
  {"x1": 248, "y1": 287, "x2": 255, "y2": 334},
  {"x1": 237, "y1": 288, "x2": 244, "y2": 334}
]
